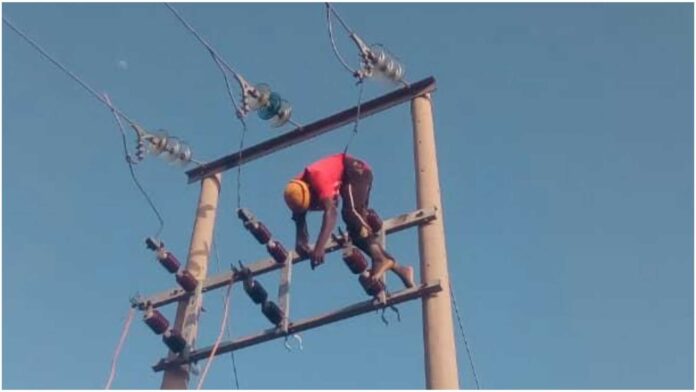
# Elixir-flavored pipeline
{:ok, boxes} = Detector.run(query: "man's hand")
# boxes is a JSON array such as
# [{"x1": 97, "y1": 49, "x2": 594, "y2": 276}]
[{"x1": 309, "y1": 246, "x2": 325, "y2": 270}]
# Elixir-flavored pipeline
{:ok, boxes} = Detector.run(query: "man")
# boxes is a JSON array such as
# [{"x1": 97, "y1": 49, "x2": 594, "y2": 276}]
[{"x1": 283, "y1": 152, "x2": 415, "y2": 289}]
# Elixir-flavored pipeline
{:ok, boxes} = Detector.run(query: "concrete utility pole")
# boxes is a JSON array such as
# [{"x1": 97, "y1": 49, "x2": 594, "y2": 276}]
[
  {"x1": 161, "y1": 174, "x2": 222, "y2": 389},
  {"x1": 411, "y1": 94, "x2": 460, "y2": 389}
]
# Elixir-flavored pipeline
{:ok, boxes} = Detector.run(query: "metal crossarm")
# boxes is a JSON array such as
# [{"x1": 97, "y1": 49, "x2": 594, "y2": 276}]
[
  {"x1": 132, "y1": 207, "x2": 437, "y2": 310},
  {"x1": 152, "y1": 279, "x2": 442, "y2": 371},
  {"x1": 185, "y1": 76, "x2": 437, "y2": 183}
]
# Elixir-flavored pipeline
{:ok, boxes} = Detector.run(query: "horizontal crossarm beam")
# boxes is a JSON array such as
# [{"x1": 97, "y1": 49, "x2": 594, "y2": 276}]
[
  {"x1": 185, "y1": 76, "x2": 437, "y2": 183},
  {"x1": 133, "y1": 207, "x2": 437, "y2": 310},
  {"x1": 152, "y1": 279, "x2": 442, "y2": 371}
]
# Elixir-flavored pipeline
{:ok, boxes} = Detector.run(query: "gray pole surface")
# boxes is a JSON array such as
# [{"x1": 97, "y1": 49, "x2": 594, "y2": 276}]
[
  {"x1": 411, "y1": 94, "x2": 460, "y2": 389},
  {"x1": 161, "y1": 174, "x2": 222, "y2": 389}
]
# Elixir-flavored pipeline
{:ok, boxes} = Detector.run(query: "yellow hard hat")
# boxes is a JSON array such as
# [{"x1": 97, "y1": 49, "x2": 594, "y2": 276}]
[{"x1": 284, "y1": 179, "x2": 310, "y2": 213}]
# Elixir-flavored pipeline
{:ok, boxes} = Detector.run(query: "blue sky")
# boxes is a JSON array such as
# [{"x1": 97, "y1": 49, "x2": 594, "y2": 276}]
[{"x1": 2, "y1": 2, "x2": 693, "y2": 389}]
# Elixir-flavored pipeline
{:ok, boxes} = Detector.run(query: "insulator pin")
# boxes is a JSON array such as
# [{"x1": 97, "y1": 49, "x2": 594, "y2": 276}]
[
  {"x1": 261, "y1": 301, "x2": 284, "y2": 326},
  {"x1": 145, "y1": 237, "x2": 163, "y2": 251},
  {"x1": 176, "y1": 270, "x2": 198, "y2": 292},
  {"x1": 243, "y1": 278, "x2": 268, "y2": 304},
  {"x1": 144, "y1": 308, "x2": 170, "y2": 335},
  {"x1": 359, "y1": 272, "x2": 385, "y2": 296},
  {"x1": 267, "y1": 240, "x2": 289, "y2": 264},
  {"x1": 162, "y1": 329, "x2": 187, "y2": 353},
  {"x1": 342, "y1": 248, "x2": 368, "y2": 274}
]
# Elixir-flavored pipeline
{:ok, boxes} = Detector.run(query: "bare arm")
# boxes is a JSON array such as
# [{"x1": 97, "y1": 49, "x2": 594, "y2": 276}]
[
  {"x1": 309, "y1": 199, "x2": 337, "y2": 268},
  {"x1": 292, "y1": 212, "x2": 311, "y2": 257}
]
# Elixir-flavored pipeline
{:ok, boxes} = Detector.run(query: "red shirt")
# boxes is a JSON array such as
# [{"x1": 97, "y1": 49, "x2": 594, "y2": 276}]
[{"x1": 296, "y1": 153, "x2": 369, "y2": 211}]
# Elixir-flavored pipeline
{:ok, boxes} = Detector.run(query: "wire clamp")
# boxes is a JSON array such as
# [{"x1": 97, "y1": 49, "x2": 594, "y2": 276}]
[{"x1": 283, "y1": 333, "x2": 303, "y2": 352}]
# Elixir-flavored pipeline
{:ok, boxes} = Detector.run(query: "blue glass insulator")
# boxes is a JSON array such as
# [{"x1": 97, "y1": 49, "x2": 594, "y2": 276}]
[{"x1": 257, "y1": 92, "x2": 282, "y2": 120}]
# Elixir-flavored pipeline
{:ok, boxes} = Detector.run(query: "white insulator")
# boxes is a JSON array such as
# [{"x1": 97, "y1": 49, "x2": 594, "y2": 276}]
[
  {"x1": 148, "y1": 131, "x2": 169, "y2": 156},
  {"x1": 270, "y1": 100, "x2": 292, "y2": 128},
  {"x1": 176, "y1": 143, "x2": 192, "y2": 166},
  {"x1": 164, "y1": 137, "x2": 182, "y2": 162},
  {"x1": 244, "y1": 83, "x2": 272, "y2": 111}
]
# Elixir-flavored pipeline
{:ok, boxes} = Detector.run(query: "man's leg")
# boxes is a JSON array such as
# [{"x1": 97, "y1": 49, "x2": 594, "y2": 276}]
[{"x1": 341, "y1": 158, "x2": 414, "y2": 288}]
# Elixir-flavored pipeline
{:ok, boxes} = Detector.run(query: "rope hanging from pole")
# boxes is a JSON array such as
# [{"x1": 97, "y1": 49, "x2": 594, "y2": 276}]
[
  {"x1": 105, "y1": 307, "x2": 136, "y2": 389},
  {"x1": 196, "y1": 280, "x2": 234, "y2": 389}
]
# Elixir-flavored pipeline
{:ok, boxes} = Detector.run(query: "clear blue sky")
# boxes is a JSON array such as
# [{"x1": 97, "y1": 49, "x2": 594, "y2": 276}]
[{"x1": 2, "y1": 2, "x2": 693, "y2": 389}]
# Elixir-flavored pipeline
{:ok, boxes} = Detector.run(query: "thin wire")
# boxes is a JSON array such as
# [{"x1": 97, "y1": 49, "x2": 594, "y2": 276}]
[
  {"x1": 164, "y1": 3, "x2": 244, "y2": 116},
  {"x1": 236, "y1": 125, "x2": 248, "y2": 210},
  {"x1": 449, "y1": 282, "x2": 481, "y2": 389},
  {"x1": 105, "y1": 308, "x2": 136, "y2": 389},
  {"x1": 325, "y1": 3, "x2": 354, "y2": 35},
  {"x1": 196, "y1": 280, "x2": 233, "y2": 389},
  {"x1": 343, "y1": 81, "x2": 365, "y2": 154},
  {"x1": 325, "y1": 3, "x2": 356, "y2": 75},
  {"x1": 105, "y1": 94, "x2": 165, "y2": 238},
  {"x1": 165, "y1": 3, "x2": 249, "y2": 210},
  {"x1": 212, "y1": 234, "x2": 240, "y2": 389},
  {"x1": 3, "y1": 17, "x2": 136, "y2": 127}
]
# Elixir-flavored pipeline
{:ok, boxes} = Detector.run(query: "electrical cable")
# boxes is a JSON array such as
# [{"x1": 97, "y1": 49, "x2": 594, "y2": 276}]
[
  {"x1": 449, "y1": 281, "x2": 481, "y2": 389},
  {"x1": 342, "y1": 80, "x2": 365, "y2": 154},
  {"x1": 3, "y1": 17, "x2": 137, "y2": 127},
  {"x1": 211, "y1": 236, "x2": 240, "y2": 389},
  {"x1": 105, "y1": 94, "x2": 166, "y2": 238},
  {"x1": 105, "y1": 307, "x2": 136, "y2": 389},
  {"x1": 164, "y1": 3, "x2": 245, "y2": 116},
  {"x1": 325, "y1": 3, "x2": 357, "y2": 76},
  {"x1": 196, "y1": 279, "x2": 233, "y2": 389},
  {"x1": 325, "y1": 3, "x2": 355, "y2": 35},
  {"x1": 164, "y1": 3, "x2": 251, "y2": 210}
]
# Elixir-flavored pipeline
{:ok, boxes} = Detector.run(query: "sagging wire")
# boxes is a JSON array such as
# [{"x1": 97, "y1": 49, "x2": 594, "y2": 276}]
[
  {"x1": 3, "y1": 17, "x2": 136, "y2": 126},
  {"x1": 324, "y1": 3, "x2": 407, "y2": 154},
  {"x1": 105, "y1": 94, "x2": 166, "y2": 238},
  {"x1": 449, "y1": 281, "x2": 481, "y2": 389},
  {"x1": 324, "y1": 3, "x2": 407, "y2": 85},
  {"x1": 196, "y1": 279, "x2": 234, "y2": 389},
  {"x1": 164, "y1": 3, "x2": 295, "y2": 128},
  {"x1": 164, "y1": 3, "x2": 292, "y2": 211},
  {"x1": 212, "y1": 234, "x2": 240, "y2": 389},
  {"x1": 4, "y1": 16, "x2": 203, "y2": 239},
  {"x1": 326, "y1": 3, "x2": 357, "y2": 76},
  {"x1": 105, "y1": 307, "x2": 136, "y2": 389},
  {"x1": 342, "y1": 80, "x2": 365, "y2": 154}
]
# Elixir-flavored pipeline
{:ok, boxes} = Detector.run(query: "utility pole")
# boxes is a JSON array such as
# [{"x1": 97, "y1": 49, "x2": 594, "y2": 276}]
[
  {"x1": 161, "y1": 174, "x2": 222, "y2": 389},
  {"x1": 411, "y1": 94, "x2": 460, "y2": 389}
]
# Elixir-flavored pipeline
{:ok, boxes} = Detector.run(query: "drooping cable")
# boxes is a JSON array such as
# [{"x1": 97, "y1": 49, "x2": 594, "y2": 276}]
[
  {"x1": 212, "y1": 234, "x2": 240, "y2": 389},
  {"x1": 164, "y1": 3, "x2": 249, "y2": 210},
  {"x1": 449, "y1": 281, "x2": 481, "y2": 389},
  {"x1": 325, "y1": 3, "x2": 355, "y2": 36},
  {"x1": 342, "y1": 80, "x2": 365, "y2": 154},
  {"x1": 164, "y1": 3, "x2": 244, "y2": 117},
  {"x1": 105, "y1": 307, "x2": 136, "y2": 389},
  {"x1": 105, "y1": 94, "x2": 166, "y2": 238},
  {"x1": 325, "y1": 3, "x2": 356, "y2": 76},
  {"x1": 3, "y1": 17, "x2": 137, "y2": 127},
  {"x1": 196, "y1": 279, "x2": 233, "y2": 389}
]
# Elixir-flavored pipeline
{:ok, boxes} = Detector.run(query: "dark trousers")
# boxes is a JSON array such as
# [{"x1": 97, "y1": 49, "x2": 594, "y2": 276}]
[{"x1": 340, "y1": 156, "x2": 379, "y2": 255}]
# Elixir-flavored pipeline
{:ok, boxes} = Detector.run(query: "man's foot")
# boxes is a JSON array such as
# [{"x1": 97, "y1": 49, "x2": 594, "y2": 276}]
[
  {"x1": 392, "y1": 265, "x2": 415, "y2": 288},
  {"x1": 370, "y1": 258, "x2": 395, "y2": 282}
]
